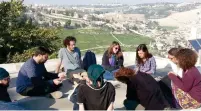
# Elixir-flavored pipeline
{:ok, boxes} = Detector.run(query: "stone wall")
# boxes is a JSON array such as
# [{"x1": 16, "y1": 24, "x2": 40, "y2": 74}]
[{"x1": 0, "y1": 52, "x2": 170, "y2": 74}]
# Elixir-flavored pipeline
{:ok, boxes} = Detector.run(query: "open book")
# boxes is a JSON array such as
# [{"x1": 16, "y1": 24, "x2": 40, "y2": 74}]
[{"x1": 169, "y1": 61, "x2": 183, "y2": 78}]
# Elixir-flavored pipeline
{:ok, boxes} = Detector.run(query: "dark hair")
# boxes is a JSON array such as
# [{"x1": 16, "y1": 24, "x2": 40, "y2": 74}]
[
  {"x1": 107, "y1": 41, "x2": 123, "y2": 58},
  {"x1": 175, "y1": 48, "x2": 198, "y2": 71},
  {"x1": 136, "y1": 44, "x2": 152, "y2": 65},
  {"x1": 63, "y1": 36, "x2": 77, "y2": 47},
  {"x1": 168, "y1": 47, "x2": 183, "y2": 56},
  {"x1": 115, "y1": 67, "x2": 136, "y2": 83},
  {"x1": 34, "y1": 47, "x2": 51, "y2": 56}
]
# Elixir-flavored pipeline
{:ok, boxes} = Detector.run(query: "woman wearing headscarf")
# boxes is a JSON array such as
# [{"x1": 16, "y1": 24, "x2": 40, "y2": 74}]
[{"x1": 77, "y1": 65, "x2": 115, "y2": 110}]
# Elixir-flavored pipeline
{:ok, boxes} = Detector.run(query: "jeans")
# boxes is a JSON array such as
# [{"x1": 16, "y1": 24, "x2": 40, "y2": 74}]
[
  {"x1": 70, "y1": 87, "x2": 79, "y2": 110},
  {"x1": 103, "y1": 69, "x2": 119, "y2": 80},
  {"x1": 0, "y1": 101, "x2": 26, "y2": 110},
  {"x1": 20, "y1": 76, "x2": 62, "y2": 96},
  {"x1": 103, "y1": 71, "x2": 114, "y2": 80}
]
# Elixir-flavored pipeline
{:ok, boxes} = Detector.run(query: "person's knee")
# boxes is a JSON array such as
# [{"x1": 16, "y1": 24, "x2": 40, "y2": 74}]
[
  {"x1": 123, "y1": 99, "x2": 129, "y2": 109},
  {"x1": 123, "y1": 99, "x2": 139, "y2": 110},
  {"x1": 123, "y1": 99, "x2": 127, "y2": 106}
]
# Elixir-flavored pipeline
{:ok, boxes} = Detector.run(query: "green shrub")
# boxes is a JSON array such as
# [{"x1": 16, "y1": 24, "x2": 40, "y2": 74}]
[
  {"x1": 9, "y1": 48, "x2": 36, "y2": 63},
  {"x1": 0, "y1": 1, "x2": 60, "y2": 63},
  {"x1": 9, "y1": 48, "x2": 59, "y2": 63},
  {"x1": 49, "y1": 52, "x2": 58, "y2": 59}
]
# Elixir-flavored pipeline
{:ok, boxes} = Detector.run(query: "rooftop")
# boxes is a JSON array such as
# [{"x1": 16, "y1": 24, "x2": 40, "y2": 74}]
[{"x1": 1, "y1": 52, "x2": 199, "y2": 110}]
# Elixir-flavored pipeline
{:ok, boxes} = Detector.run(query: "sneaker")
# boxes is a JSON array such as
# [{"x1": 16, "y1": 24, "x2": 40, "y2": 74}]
[
  {"x1": 48, "y1": 91, "x2": 63, "y2": 99},
  {"x1": 155, "y1": 76, "x2": 163, "y2": 82},
  {"x1": 68, "y1": 85, "x2": 79, "y2": 103}
]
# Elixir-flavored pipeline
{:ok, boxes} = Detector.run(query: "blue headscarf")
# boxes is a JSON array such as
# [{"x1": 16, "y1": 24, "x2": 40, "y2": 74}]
[{"x1": 87, "y1": 64, "x2": 105, "y2": 88}]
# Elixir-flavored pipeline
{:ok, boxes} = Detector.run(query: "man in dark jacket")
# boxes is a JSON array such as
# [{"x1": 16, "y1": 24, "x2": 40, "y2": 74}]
[
  {"x1": 0, "y1": 67, "x2": 11, "y2": 102},
  {"x1": 16, "y1": 47, "x2": 66, "y2": 99}
]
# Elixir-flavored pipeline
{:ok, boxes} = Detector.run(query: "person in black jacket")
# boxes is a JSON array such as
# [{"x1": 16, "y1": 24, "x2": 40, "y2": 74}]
[
  {"x1": 0, "y1": 68, "x2": 11, "y2": 102},
  {"x1": 115, "y1": 67, "x2": 170, "y2": 110}
]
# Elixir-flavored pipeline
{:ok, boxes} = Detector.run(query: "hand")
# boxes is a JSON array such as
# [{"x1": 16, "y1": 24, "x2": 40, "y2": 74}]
[
  {"x1": 135, "y1": 66, "x2": 139, "y2": 72},
  {"x1": 168, "y1": 71, "x2": 176, "y2": 76},
  {"x1": 53, "y1": 79, "x2": 62, "y2": 85},
  {"x1": 58, "y1": 72, "x2": 66, "y2": 81},
  {"x1": 82, "y1": 75, "x2": 89, "y2": 82}
]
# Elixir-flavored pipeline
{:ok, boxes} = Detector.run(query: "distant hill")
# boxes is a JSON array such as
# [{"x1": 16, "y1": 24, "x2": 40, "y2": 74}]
[{"x1": 154, "y1": 8, "x2": 200, "y2": 27}]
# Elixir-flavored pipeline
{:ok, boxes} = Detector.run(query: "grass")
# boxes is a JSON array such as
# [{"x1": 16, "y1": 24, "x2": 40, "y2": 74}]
[
  {"x1": 159, "y1": 26, "x2": 178, "y2": 31},
  {"x1": 58, "y1": 28, "x2": 154, "y2": 54}
]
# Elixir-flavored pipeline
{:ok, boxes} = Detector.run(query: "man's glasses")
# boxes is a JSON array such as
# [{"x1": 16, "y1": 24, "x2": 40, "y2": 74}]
[{"x1": 3, "y1": 77, "x2": 10, "y2": 81}]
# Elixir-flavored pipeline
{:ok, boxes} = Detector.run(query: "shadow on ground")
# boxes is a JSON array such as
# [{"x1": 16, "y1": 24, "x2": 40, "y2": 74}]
[
  {"x1": 17, "y1": 97, "x2": 57, "y2": 110},
  {"x1": 8, "y1": 77, "x2": 74, "y2": 110}
]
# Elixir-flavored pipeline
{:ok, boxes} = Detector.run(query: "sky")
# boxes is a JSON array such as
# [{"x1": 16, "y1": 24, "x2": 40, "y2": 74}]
[{"x1": 1, "y1": 0, "x2": 201, "y2": 5}]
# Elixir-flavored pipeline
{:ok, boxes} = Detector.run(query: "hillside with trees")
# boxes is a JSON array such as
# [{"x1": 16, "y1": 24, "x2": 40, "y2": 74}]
[{"x1": 0, "y1": 0, "x2": 60, "y2": 63}]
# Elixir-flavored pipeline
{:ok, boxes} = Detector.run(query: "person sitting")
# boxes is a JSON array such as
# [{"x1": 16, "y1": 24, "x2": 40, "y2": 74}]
[
  {"x1": 135, "y1": 44, "x2": 156, "y2": 76},
  {"x1": 77, "y1": 64, "x2": 115, "y2": 110},
  {"x1": 0, "y1": 68, "x2": 11, "y2": 102},
  {"x1": 102, "y1": 41, "x2": 124, "y2": 80},
  {"x1": 115, "y1": 67, "x2": 170, "y2": 110},
  {"x1": 168, "y1": 48, "x2": 183, "y2": 78},
  {"x1": 55, "y1": 36, "x2": 87, "y2": 86},
  {"x1": 168, "y1": 48, "x2": 201, "y2": 109},
  {"x1": 158, "y1": 47, "x2": 183, "y2": 109},
  {"x1": 16, "y1": 47, "x2": 66, "y2": 99},
  {"x1": 55, "y1": 36, "x2": 88, "y2": 110}
]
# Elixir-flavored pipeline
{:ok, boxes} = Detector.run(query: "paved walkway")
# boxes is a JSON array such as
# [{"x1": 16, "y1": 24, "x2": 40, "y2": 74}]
[
  {"x1": 4, "y1": 52, "x2": 174, "y2": 110},
  {"x1": 7, "y1": 65, "x2": 171, "y2": 110},
  {"x1": 8, "y1": 74, "x2": 127, "y2": 110}
]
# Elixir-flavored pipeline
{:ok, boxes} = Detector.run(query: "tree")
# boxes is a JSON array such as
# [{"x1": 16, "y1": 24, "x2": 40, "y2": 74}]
[
  {"x1": 105, "y1": 19, "x2": 110, "y2": 23},
  {"x1": 65, "y1": 10, "x2": 70, "y2": 16},
  {"x1": 78, "y1": 14, "x2": 83, "y2": 18},
  {"x1": 64, "y1": 20, "x2": 71, "y2": 28},
  {"x1": 81, "y1": 23, "x2": 87, "y2": 28},
  {"x1": 0, "y1": 0, "x2": 59, "y2": 63},
  {"x1": 75, "y1": 23, "x2": 81, "y2": 28},
  {"x1": 70, "y1": 11, "x2": 74, "y2": 17},
  {"x1": 132, "y1": 25, "x2": 138, "y2": 31}
]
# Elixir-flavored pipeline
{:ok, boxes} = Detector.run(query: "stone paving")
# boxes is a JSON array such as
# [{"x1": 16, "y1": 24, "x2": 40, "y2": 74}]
[
  {"x1": 7, "y1": 66, "x2": 172, "y2": 110},
  {"x1": 3, "y1": 52, "x2": 174, "y2": 110}
]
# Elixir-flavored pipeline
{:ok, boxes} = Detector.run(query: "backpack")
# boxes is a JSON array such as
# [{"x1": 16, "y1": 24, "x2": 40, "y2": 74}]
[{"x1": 83, "y1": 50, "x2": 97, "y2": 71}]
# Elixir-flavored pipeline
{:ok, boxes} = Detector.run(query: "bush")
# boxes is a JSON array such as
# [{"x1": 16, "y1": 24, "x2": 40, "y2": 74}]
[
  {"x1": 9, "y1": 48, "x2": 37, "y2": 63},
  {"x1": 0, "y1": 1, "x2": 60, "y2": 63},
  {"x1": 49, "y1": 52, "x2": 58, "y2": 59},
  {"x1": 9, "y1": 48, "x2": 59, "y2": 63}
]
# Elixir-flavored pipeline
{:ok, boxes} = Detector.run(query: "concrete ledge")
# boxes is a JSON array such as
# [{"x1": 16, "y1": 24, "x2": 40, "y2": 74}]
[
  {"x1": 0, "y1": 63, "x2": 24, "y2": 74},
  {"x1": 0, "y1": 52, "x2": 171, "y2": 74}
]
